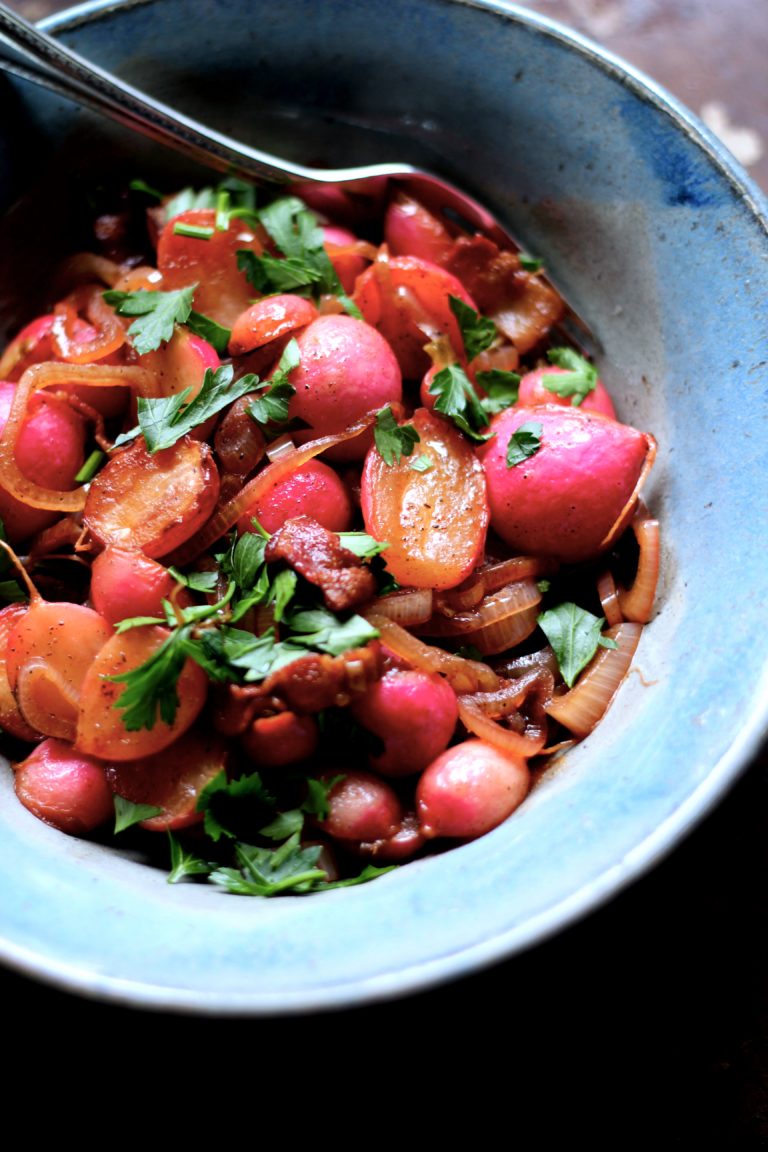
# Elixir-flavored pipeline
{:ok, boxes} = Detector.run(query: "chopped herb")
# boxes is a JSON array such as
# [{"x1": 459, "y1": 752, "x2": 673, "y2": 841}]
[
  {"x1": 428, "y1": 364, "x2": 492, "y2": 442},
  {"x1": 104, "y1": 284, "x2": 230, "y2": 356},
  {"x1": 537, "y1": 602, "x2": 617, "y2": 688},
  {"x1": 321, "y1": 864, "x2": 397, "y2": 890},
  {"x1": 454, "y1": 643, "x2": 484, "y2": 661},
  {"x1": 164, "y1": 185, "x2": 218, "y2": 219},
  {"x1": 129, "y1": 178, "x2": 163, "y2": 201},
  {"x1": 185, "y1": 310, "x2": 232, "y2": 356},
  {"x1": 167, "y1": 831, "x2": 215, "y2": 883},
  {"x1": 172, "y1": 221, "x2": 214, "y2": 240},
  {"x1": 374, "y1": 405, "x2": 420, "y2": 465},
  {"x1": 106, "y1": 624, "x2": 198, "y2": 730},
  {"x1": 74, "y1": 449, "x2": 104, "y2": 484},
  {"x1": 215, "y1": 189, "x2": 231, "y2": 232},
  {"x1": 209, "y1": 834, "x2": 328, "y2": 896},
  {"x1": 237, "y1": 195, "x2": 361, "y2": 317},
  {"x1": 519, "y1": 253, "x2": 543, "y2": 272},
  {"x1": 269, "y1": 569, "x2": 297, "y2": 624},
  {"x1": 116, "y1": 364, "x2": 261, "y2": 453},
  {"x1": 336, "y1": 532, "x2": 389, "y2": 559},
  {"x1": 197, "y1": 769, "x2": 275, "y2": 843},
  {"x1": 285, "y1": 605, "x2": 380, "y2": 657},
  {"x1": 167, "y1": 566, "x2": 220, "y2": 594},
  {"x1": 103, "y1": 285, "x2": 196, "y2": 355},
  {"x1": 259, "y1": 808, "x2": 305, "y2": 841},
  {"x1": 303, "y1": 775, "x2": 343, "y2": 821},
  {"x1": 475, "y1": 368, "x2": 520, "y2": 415},
  {"x1": 543, "y1": 347, "x2": 598, "y2": 406},
  {"x1": 448, "y1": 295, "x2": 497, "y2": 361},
  {"x1": 246, "y1": 339, "x2": 300, "y2": 431},
  {"x1": 113, "y1": 794, "x2": 163, "y2": 833},
  {"x1": 409, "y1": 454, "x2": 433, "y2": 473},
  {"x1": 506, "y1": 420, "x2": 542, "y2": 467}
]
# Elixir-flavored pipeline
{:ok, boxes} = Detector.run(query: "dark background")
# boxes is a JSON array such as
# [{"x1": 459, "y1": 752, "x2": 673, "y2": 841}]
[{"x1": 3, "y1": 1, "x2": 768, "y2": 1140}]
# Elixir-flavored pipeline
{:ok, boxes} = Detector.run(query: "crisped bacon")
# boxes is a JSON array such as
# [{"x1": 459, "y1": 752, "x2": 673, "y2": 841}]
[
  {"x1": 261, "y1": 642, "x2": 382, "y2": 712},
  {"x1": 444, "y1": 235, "x2": 526, "y2": 313},
  {"x1": 265, "y1": 514, "x2": 377, "y2": 611},
  {"x1": 211, "y1": 641, "x2": 383, "y2": 730}
]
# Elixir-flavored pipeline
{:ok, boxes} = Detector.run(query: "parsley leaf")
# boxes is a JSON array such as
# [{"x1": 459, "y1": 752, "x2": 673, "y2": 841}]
[
  {"x1": 103, "y1": 286, "x2": 196, "y2": 355},
  {"x1": 374, "y1": 406, "x2": 420, "y2": 465},
  {"x1": 113, "y1": 794, "x2": 163, "y2": 833},
  {"x1": 238, "y1": 195, "x2": 362, "y2": 318},
  {"x1": 246, "y1": 338, "x2": 300, "y2": 431},
  {"x1": 428, "y1": 364, "x2": 492, "y2": 442},
  {"x1": 118, "y1": 364, "x2": 261, "y2": 453},
  {"x1": 336, "y1": 532, "x2": 389, "y2": 559},
  {"x1": 107, "y1": 625, "x2": 197, "y2": 730},
  {"x1": 448, "y1": 295, "x2": 497, "y2": 361},
  {"x1": 506, "y1": 420, "x2": 542, "y2": 467},
  {"x1": 164, "y1": 186, "x2": 218, "y2": 219},
  {"x1": 209, "y1": 834, "x2": 328, "y2": 896},
  {"x1": 475, "y1": 368, "x2": 521, "y2": 415},
  {"x1": 519, "y1": 253, "x2": 543, "y2": 272},
  {"x1": 285, "y1": 606, "x2": 380, "y2": 657},
  {"x1": 409, "y1": 454, "x2": 433, "y2": 473},
  {"x1": 104, "y1": 284, "x2": 230, "y2": 356},
  {"x1": 543, "y1": 347, "x2": 598, "y2": 406},
  {"x1": 167, "y1": 566, "x2": 220, "y2": 594},
  {"x1": 321, "y1": 864, "x2": 397, "y2": 890},
  {"x1": 167, "y1": 831, "x2": 215, "y2": 883},
  {"x1": 259, "y1": 809, "x2": 305, "y2": 841},
  {"x1": 537, "y1": 602, "x2": 617, "y2": 688},
  {"x1": 197, "y1": 769, "x2": 275, "y2": 842},
  {"x1": 185, "y1": 310, "x2": 232, "y2": 356}
]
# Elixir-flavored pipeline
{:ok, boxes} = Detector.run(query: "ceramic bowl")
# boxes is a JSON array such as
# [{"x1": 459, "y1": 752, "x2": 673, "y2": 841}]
[{"x1": 0, "y1": 0, "x2": 766, "y2": 1014}]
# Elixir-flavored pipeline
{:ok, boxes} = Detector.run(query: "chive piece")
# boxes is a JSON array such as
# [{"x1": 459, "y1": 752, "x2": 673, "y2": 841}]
[
  {"x1": 74, "y1": 449, "x2": 105, "y2": 484},
  {"x1": 173, "y1": 222, "x2": 214, "y2": 240},
  {"x1": 215, "y1": 190, "x2": 231, "y2": 232}
]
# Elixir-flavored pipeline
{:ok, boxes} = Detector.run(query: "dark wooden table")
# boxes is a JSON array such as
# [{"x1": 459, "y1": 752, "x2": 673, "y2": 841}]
[{"x1": 3, "y1": 1, "x2": 767, "y2": 1141}]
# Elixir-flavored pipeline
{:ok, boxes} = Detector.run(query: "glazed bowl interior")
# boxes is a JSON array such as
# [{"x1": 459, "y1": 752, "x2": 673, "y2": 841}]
[{"x1": 0, "y1": 0, "x2": 766, "y2": 1014}]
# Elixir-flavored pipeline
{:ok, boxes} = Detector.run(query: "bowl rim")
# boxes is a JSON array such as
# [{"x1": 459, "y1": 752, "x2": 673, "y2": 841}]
[{"x1": 0, "y1": 0, "x2": 765, "y2": 1015}]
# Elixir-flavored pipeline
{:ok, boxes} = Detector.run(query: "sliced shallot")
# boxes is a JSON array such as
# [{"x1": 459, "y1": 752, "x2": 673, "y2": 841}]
[
  {"x1": 545, "y1": 621, "x2": 642, "y2": 737},
  {"x1": 618, "y1": 510, "x2": 660, "y2": 624}
]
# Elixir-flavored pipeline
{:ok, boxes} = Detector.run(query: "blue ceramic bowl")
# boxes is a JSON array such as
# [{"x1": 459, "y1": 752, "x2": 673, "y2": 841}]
[{"x1": 0, "y1": 0, "x2": 766, "y2": 1014}]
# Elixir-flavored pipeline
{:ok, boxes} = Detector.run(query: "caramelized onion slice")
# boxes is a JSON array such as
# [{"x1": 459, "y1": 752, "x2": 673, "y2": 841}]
[
  {"x1": 0, "y1": 362, "x2": 154, "y2": 512},
  {"x1": 421, "y1": 578, "x2": 541, "y2": 655},
  {"x1": 457, "y1": 669, "x2": 552, "y2": 758},
  {"x1": 437, "y1": 555, "x2": 546, "y2": 614},
  {"x1": 545, "y1": 621, "x2": 642, "y2": 737},
  {"x1": 598, "y1": 433, "x2": 657, "y2": 554},
  {"x1": 51, "y1": 287, "x2": 127, "y2": 365},
  {"x1": 597, "y1": 569, "x2": 623, "y2": 627},
  {"x1": 363, "y1": 612, "x2": 499, "y2": 694},
  {"x1": 368, "y1": 588, "x2": 434, "y2": 627},
  {"x1": 618, "y1": 510, "x2": 660, "y2": 624}
]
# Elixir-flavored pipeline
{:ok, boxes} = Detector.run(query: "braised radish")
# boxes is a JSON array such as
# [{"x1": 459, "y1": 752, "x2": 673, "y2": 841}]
[{"x1": 0, "y1": 176, "x2": 659, "y2": 899}]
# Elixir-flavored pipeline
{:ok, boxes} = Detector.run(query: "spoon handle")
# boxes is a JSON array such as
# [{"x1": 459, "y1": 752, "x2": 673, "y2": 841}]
[{"x1": 0, "y1": 0, "x2": 409, "y2": 187}]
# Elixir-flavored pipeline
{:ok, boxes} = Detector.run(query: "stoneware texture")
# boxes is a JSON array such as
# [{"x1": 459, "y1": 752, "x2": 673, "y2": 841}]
[{"x1": 0, "y1": 0, "x2": 765, "y2": 1014}]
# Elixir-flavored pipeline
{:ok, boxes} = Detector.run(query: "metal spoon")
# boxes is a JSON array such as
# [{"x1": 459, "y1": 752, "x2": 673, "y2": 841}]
[{"x1": 0, "y1": 0, "x2": 593, "y2": 348}]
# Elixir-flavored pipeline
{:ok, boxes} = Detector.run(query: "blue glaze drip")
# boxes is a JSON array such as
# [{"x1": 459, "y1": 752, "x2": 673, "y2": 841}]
[{"x1": 619, "y1": 95, "x2": 722, "y2": 208}]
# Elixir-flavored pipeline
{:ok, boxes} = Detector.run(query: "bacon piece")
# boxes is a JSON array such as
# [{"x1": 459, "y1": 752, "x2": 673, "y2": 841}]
[
  {"x1": 265, "y1": 514, "x2": 377, "y2": 611},
  {"x1": 444, "y1": 236, "x2": 564, "y2": 352},
  {"x1": 445, "y1": 235, "x2": 526, "y2": 312},
  {"x1": 261, "y1": 642, "x2": 382, "y2": 712},
  {"x1": 211, "y1": 641, "x2": 383, "y2": 730}
]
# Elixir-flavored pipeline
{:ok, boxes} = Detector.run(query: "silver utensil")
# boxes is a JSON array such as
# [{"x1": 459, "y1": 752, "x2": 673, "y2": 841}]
[{"x1": 0, "y1": 0, "x2": 593, "y2": 349}]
